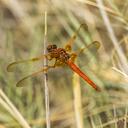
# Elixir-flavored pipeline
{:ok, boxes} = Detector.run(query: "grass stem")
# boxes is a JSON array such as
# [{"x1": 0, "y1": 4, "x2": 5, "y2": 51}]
[
  {"x1": 0, "y1": 89, "x2": 31, "y2": 128},
  {"x1": 73, "y1": 62, "x2": 84, "y2": 128},
  {"x1": 43, "y1": 11, "x2": 51, "y2": 128}
]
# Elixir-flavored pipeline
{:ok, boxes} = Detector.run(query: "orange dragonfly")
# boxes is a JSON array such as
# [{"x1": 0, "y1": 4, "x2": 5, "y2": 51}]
[{"x1": 7, "y1": 24, "x2": 101, "y2": 91}]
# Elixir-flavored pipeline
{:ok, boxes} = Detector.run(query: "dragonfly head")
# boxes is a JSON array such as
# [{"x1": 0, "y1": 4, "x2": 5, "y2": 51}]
[{"x1": 47, "y1": 44, "x2": 57, "y2": 53}]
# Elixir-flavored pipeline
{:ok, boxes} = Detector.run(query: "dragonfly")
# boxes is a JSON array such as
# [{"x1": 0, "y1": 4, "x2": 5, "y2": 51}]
[{"x1": 7, "y1": 24, "x2": 101, "y2": 91}]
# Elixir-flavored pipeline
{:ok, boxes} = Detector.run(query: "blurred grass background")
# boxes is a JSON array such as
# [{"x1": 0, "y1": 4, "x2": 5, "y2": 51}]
[{"x1": 0, "y1": 0, "x2": 128, "y2": 128}]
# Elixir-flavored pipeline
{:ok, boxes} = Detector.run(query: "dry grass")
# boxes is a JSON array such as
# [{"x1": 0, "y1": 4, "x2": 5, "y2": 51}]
[{"x1": 0, "y1": 0, "x2": 128, "y2": 127}]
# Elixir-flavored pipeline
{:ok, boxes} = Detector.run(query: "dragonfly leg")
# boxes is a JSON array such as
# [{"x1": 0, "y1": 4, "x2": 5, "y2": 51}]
[
  {"x1": 64, "y1": 23, "x2": 88, "y2": 52},
  {"x1": 69, "y1": 53, "x2": 78, "y2": 62},
  {"x1": 44, "y1": 59, "x2": 60, "y2": 72},
  {"x1": 43, "y1": 65, "x2": 56, "y2": 72}
]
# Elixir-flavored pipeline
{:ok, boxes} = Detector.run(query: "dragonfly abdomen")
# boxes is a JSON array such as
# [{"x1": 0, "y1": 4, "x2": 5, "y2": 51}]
[{"x1": 67, "y1": 60, "x2": 101, "y2": 92}]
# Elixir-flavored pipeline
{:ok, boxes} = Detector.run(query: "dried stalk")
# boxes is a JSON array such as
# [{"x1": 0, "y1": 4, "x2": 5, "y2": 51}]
[
  {"x1": 73, "y1": 61, "x2": 84, "y2": 128},
  {"x1": 96, "y1": 0, "x2": 128, "y2": 73},
  {"x1": 43, "y1": 11, "x2": 51, "y2": 128},
  {"x1": 0, "y1": 89, "x2": 31, "y2": 128}
]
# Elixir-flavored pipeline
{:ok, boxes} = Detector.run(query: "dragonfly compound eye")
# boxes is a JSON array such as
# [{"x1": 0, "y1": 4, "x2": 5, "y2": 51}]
[
  {"x1": 47, "y1": 44, "x2": 57, "y2": 52},
  {"x1": 52, "y1": 44, "x2": 57, "y2": 49}
]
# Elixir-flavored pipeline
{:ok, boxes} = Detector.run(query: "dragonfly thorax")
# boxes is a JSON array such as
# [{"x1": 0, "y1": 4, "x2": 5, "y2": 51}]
[
  {"x1": 57, "y1": 48, "x2": 70, "y2": 62},
  {"x1": 47, "y1": 44, "x2": 70, "y2": 63}
]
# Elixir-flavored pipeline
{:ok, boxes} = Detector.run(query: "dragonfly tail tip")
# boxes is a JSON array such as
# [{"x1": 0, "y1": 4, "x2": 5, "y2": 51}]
[{"x1": 96, "y1": 87, "x2": 101, "y2": 92}]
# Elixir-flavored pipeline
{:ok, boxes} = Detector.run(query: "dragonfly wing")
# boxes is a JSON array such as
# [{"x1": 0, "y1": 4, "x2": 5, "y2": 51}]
[
  {"x1": 76, "y1": 41, "x2": 100, "y2": 67},
  {"x1": 16, "y1": 68, "x2": 46, "y2": 87},
  {"x1": 78, "y1": 41, "x2": 100, "y2": 55},
  {"x1": 67, "y1": 60, "x2": 101, "y2": 91},
  {"x1": 7, "y1": 55, "x2": 47, "y2": 72},
  {"x1": 64, "y1": 23, "x2": 88, "y2": 52}
]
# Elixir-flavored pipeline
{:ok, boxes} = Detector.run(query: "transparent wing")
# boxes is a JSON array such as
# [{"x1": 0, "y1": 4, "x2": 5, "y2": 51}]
[
  {"x1": 76, "y1": 41, "x2": 100, "y2": 67},
  {"x1": 16, "y1": 68, "x2": 45, "y2": 87},
  {"x1": 7, "y1": 55, "x2": 47, "y2": 72},
  {"x1": 64, "y1": 23, "x2": 88, "y2": 52},
  {"x1": 15, "y1": 65, "x2": 55, "y2": 87},
  {"x1": 77, "y1": 41, "x2": 100, "y2": 55}
]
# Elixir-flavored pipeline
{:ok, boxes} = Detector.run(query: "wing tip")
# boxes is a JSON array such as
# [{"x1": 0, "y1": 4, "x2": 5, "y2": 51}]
[
  {"x1": 80, "y1": 23, "x2": 88, "y2": 30},
  {"x1": 7, "y1": 65, "x2": 12, "y2": 72},
  {"x1": 16, "y1": 78, "x2": 25, "y2": 87},
  {"x1": 7, "y1": 62, "x2": 17, "y2": 72},
  {"x1": 16, "y1": 82, "x2": 23, "y2": 87}
]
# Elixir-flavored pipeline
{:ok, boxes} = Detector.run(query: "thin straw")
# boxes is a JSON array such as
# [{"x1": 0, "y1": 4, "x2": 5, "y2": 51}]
[
  {"x1": 43, "y1": 11, "x2": 51, "y2": 128},
  {"x1": 96, "y1": 0, "x2": 128, "y2": 73}
]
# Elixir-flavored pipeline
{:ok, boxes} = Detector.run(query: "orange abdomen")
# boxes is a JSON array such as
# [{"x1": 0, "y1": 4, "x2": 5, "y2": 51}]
[{"x1": 67, "y1": 60, "x2": 101, "y2": 92}]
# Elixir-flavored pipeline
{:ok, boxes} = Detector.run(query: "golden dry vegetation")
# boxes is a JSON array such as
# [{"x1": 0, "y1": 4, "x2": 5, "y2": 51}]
[{"x1": 0, "y1": 0, "x2": 128, "y2": 128}]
